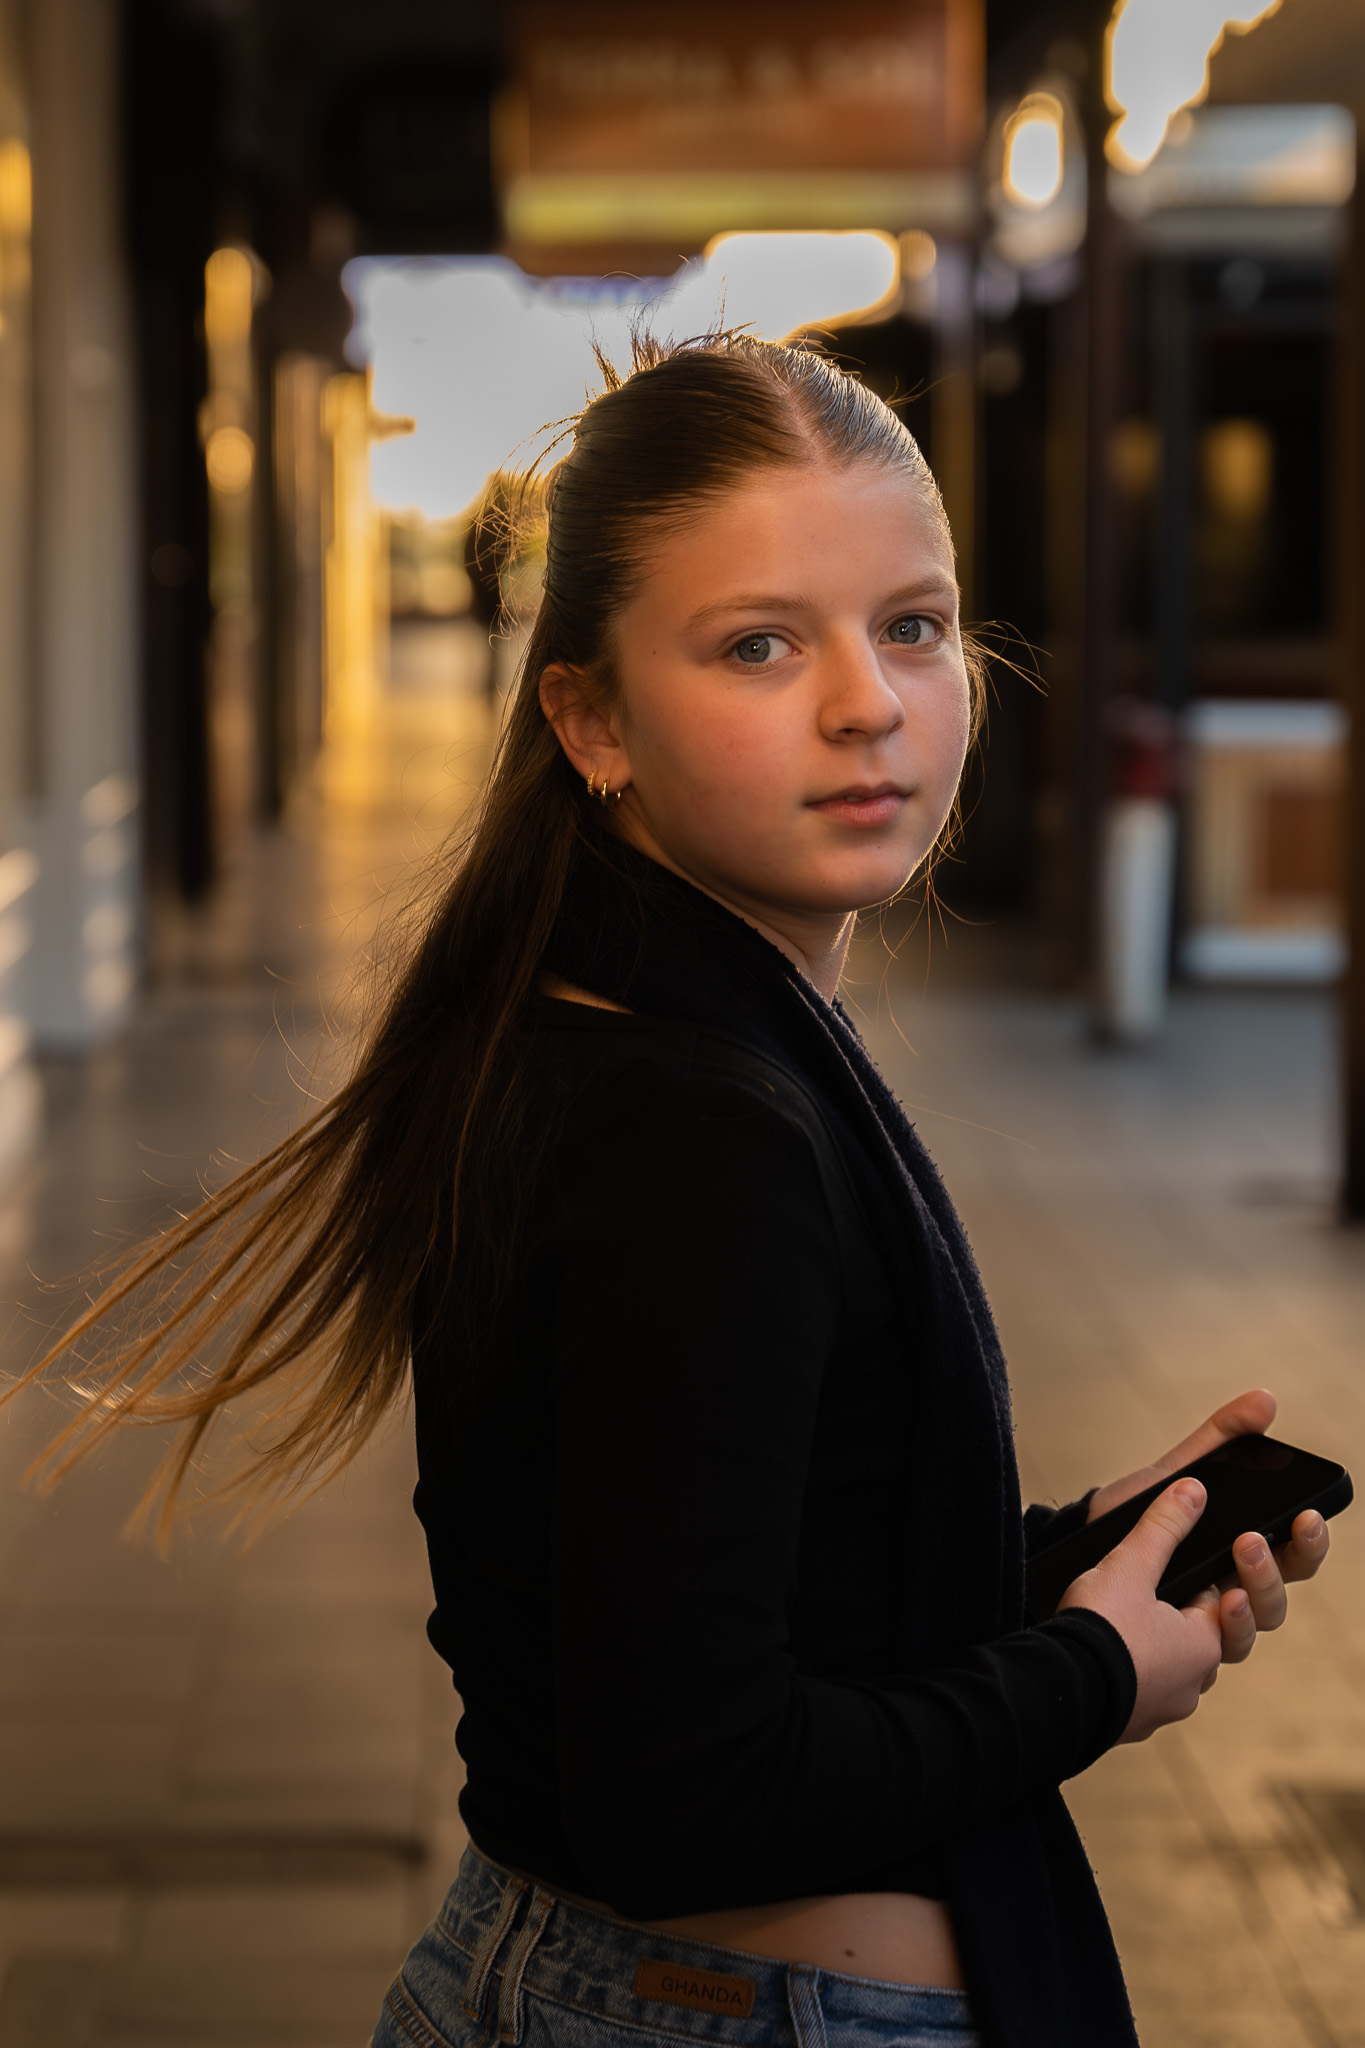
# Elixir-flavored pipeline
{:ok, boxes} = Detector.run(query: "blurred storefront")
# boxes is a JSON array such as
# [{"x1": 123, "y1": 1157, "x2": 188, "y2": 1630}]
[
  {"x1": 1191, "y1": 0, "x2": 1365, "y2": 1208},
  {"x1": 1096, "y1": 102, "x2": 1351, "y2": 1005}
]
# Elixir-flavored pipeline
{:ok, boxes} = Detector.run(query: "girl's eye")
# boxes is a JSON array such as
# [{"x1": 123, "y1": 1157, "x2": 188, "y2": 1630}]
[
  {"x1": 884, "y1": 615, "x2": 940, "y2": 647},
  {"x1": 730, "y1": 632, "x2": 793, "y2": 667}
]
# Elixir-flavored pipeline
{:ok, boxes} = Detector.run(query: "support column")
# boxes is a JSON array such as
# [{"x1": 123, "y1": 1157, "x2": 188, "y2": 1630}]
[
  {"x1": 1151, "y1": 259, "x2": 1193, "y2": 716},
  {"x1": 23, "y1": 0, "x2": 140, "y2": 1047},
  {"x1": 1340, "y1": 142, "x2": 1365, "y2": 1217},
  {"x1": 1076, "y1": 47, "x2": 1124, "y2": 987}
]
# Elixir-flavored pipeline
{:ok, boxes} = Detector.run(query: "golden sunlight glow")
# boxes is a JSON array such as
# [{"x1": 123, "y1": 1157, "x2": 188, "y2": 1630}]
[
  {"x1": 1105, "y1": 0, "x2": 1284, "y2": 171},
  {"x1": 204, "y1": 246, "x2": 254, "y2": 347},
  {"x1": 1202, "y1": 417, "x2": 1272, "y2": 521},
  {"x1": 0, "y1": 139, "x2": 32, "y2": 236},
  {"x1": 1110, "y1": 418, "x2": 1160, "y2": 500},
  {"x1": 1002, "y1": 94, "x2": 1065, "y2": 209},
  {"x1": 202, "y1": 243, "x2": 260, "y2": 638},
  {"x1": 321, "y1": 371, "x2": 382, "y2": 746}
]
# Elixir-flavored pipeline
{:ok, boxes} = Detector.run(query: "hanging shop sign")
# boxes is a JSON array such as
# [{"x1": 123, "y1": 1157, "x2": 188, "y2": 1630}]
[{"x1": 503, "y1": 0, "x2": 983, "y2": 269}]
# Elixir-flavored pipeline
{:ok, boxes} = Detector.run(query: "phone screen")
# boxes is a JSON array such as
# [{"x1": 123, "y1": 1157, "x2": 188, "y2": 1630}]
[{"x1": 1025, "y1": 1434, "x2": 1352, "y2": 1623}]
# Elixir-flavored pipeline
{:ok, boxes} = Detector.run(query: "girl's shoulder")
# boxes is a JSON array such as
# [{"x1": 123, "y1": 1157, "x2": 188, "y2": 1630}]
[
  {"x1": 523, "y1": 993, "x2": 862, "y2": 1232},
  {"x1": 528, "y1": 991, "x2": 828, "y2": 1132}
]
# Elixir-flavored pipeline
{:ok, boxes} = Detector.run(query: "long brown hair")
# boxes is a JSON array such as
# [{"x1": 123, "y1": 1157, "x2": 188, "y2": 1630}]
[{"x1": 8, "y1": 330, "x2": 982, "y2": 1539}]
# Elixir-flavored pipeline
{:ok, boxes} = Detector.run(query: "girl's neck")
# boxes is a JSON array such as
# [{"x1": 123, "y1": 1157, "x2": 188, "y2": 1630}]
[{"x1": 749, "y1": 910, "x2": 852, "y2": 1004}]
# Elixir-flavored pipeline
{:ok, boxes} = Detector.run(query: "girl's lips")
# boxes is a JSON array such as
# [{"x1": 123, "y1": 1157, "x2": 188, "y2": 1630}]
[{"x1": 807, "y1": 789, "x2": 907, "y2": 827}]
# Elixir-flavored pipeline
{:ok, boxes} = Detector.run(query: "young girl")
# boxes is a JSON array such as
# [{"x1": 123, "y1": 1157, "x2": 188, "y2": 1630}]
[{"x1": 23, "y1": 335, "x2": 1329, "y2": 2048}]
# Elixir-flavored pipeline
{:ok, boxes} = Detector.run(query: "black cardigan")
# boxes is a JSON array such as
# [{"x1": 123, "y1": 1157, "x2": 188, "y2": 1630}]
[{"x1": 412, "y1": 839, "x2": 1140, "y2": 2048}]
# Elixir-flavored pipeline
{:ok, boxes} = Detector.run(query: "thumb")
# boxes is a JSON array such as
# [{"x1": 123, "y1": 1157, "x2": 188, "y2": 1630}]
[{"x1": 1116, "y1": 1478, "x2": 1206, "y2": 1587}]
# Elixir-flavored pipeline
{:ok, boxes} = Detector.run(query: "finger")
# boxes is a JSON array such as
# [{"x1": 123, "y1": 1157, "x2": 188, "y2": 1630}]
[
  {"x1": 1232, "y1": 1531, "x2": 1288, "y2": 1631},
  {"x1": 1276, "y1": 1510, "x2": 1330, "y2": 1585},
  {"x1": 1149, "y1": 1389, "x2": 1278, "y2": 1480},
  {"x1": 1218, "y1": 1585, "x2": 1257, "y2": 1664},
  {"x1": 1183, "y1": 1586, "x2": 1225, "y2": 1689},
  {"x1": 1118, "y1": 1478, "x2": 1208, "y2": 1585}
]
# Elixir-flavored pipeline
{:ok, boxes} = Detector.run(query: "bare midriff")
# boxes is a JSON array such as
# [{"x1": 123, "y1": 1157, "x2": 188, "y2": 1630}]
[
  {"x1": 501, "y1": 1866, "x2": 965, "y2": 1990},
  {"x1": 639, "y1": 1893, "x2": 964, "y2": 1988}
]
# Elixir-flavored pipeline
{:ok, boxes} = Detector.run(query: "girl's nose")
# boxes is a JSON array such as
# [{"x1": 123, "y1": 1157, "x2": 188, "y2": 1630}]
[{"x1": 817, "y1": 637, "x2": 905, "y2": 741}]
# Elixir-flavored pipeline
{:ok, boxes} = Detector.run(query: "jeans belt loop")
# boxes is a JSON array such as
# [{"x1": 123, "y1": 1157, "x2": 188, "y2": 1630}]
[
  {"x1": 497, "y1": 1884, "x2": 556, "y2": 2043},
  {"x1": 786, "y1": 1963, "x2": 829, "y2": 2048},
  {"x1": 461, "y1": 1873, "x2": 527, "y2": 2025}
]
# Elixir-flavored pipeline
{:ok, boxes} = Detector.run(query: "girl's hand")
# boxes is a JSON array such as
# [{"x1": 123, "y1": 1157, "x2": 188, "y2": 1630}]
[
  {"x1": 1086, "y1": 1387, "x2": 1280, "y2": 1523},
  {"x1": 1084, "y1": 1388, "x2": 1332, "y2": 1633},
  {"x1": 1059, "y1": 1479, "x2": 1250, "y2": 1742}
]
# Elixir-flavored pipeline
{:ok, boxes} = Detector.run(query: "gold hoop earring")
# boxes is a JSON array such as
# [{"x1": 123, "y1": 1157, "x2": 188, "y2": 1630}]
[{"x1": 585, "y1": 768, "x2": 623, "y2": 805}]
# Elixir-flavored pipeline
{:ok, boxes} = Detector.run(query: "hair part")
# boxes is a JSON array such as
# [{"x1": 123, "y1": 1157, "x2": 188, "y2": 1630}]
[{"x1": 7, "y1": 329, "x2": 982, "y2": 1540}]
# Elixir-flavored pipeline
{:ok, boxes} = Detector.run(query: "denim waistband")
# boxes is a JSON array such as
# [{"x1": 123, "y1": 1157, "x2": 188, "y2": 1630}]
[{"x1": 393, "y1": 1840, "x2": 975, "y2": 2048}]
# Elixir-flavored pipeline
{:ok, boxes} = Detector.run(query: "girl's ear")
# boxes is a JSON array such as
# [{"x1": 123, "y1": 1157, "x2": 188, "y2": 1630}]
[{"x1": 539, "y1": 663, "x2": 632, "y2": 793}]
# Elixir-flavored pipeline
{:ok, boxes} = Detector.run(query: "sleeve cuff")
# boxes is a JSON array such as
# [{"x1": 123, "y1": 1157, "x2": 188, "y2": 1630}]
[
  {"x1": 1023, "y1": 1489, "x2": 1098, "y2": 1558},
  {"x1": 1033, "y1": 1606, "x2": 1137, "y2": 1772}
]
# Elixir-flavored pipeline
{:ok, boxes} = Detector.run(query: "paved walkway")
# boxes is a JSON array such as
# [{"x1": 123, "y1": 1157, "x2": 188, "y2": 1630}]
[
  {"x1": 0, "y1": 648, "x2": 1360, "y2": 2043},
  {"x1": 0, "y1": 622, "x2": 493, "y2": 2048}
]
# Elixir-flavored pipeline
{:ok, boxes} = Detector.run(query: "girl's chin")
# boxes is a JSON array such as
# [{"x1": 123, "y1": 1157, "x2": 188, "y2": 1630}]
[
  {"x1": 648, "y1": 831, "x2": 925, "y2": 918},
  {"x1": 802, "y1": 849, "x2": 927, "y2": 902},
  {"x1": 752, "y1": 861, "x2": 925, "y2": 918}
]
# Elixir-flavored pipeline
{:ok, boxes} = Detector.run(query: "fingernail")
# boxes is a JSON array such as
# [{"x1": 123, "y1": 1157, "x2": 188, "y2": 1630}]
[
  {"x1": 1176, "y1": 1479, "x2": 1205, "y2": 1509},
  {"x1": 1230, "y1": 1592, "x2": 1250, "y2": 1618},
  {"x1": 1245, "y1": 1539, "x2": 1267, "y2": 1569},
  {"x1": 1310, "y1": 1514, "x2": 1326, "y2": 1540}
]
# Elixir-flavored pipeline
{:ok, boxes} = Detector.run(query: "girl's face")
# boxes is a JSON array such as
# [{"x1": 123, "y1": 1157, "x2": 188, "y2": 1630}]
[{"x1": 544, "y1": 458, "x2": 972, "y2": 982}]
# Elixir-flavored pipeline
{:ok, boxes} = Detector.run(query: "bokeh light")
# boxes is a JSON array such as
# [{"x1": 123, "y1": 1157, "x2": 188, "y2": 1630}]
[
  {"x1": 1003, "y1": 94, "x2": 1064, "y2": 209},
  {"x1": 203, "y1": 245, "x2": 254, "y2": 346},
  {"x1": 205, "y1": 425, "x2": 254, "y2": 495}
]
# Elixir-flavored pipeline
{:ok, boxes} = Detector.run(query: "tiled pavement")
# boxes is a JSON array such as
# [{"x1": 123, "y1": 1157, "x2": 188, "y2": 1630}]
[{"x1": 0, "y1": 640, "x2": 1361, "y2": 2042}]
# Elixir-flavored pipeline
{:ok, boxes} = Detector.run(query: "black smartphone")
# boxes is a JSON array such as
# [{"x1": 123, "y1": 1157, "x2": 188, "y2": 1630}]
[{"x1": 1025, "y1": 1433, "x2": 1353, "y2": 1624}]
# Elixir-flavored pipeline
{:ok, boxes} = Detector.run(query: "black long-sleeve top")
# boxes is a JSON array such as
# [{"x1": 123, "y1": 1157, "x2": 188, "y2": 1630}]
[{"x1": 412, "y1": 998, "x2": 1136, "y2": 1917}]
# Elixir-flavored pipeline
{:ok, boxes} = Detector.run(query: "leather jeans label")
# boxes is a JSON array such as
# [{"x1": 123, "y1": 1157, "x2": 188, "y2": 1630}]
[{"x1": 632, "y1": 1957, "x2": 756, "y2": 2018}]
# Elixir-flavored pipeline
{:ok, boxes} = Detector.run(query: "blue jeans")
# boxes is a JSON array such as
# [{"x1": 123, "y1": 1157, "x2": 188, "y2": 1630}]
[{"x1": 373, "y1": 1842, "x2": 980, "y2": 2048}]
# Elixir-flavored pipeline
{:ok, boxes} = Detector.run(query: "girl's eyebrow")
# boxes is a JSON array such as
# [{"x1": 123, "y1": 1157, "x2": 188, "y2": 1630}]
[
  {"x1": 685, "y1": 579, "x2": 958, "y2": 628},
  {"x1": 685, "y1": 592, "x2": 817, "y2": 627}
]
